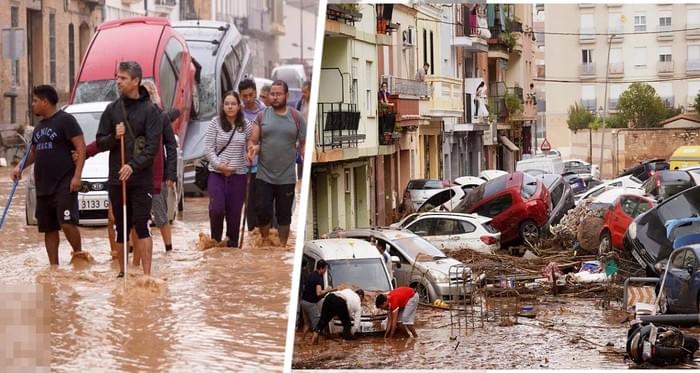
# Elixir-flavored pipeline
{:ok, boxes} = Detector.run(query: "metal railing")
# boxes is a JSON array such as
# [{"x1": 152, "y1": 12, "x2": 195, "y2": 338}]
[
  {"x1": 383, "y1": 75, "x2": 430, "y2": 97},
  {"x1": 609, "y1": 62, "x2": 624, "y2": 74},
  {"x1": 378, "y1": 112, "x2": 397, "y2": 145},
  {"x1": 580, "y1": 63, "x2": 596, "y2": 75},
  {"x1": 658, "y1": 60, "x2": 674, "y2": 73},
  {"x1": 658, "y1": 24, "x2": 673, "y2": 33},
  {"x1": 316, "y1": 103, "x2": 364, "y2": 151}
]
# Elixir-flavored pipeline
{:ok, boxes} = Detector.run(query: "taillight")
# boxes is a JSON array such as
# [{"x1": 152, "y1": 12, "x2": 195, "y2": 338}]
[{"x1": 480, "y1": 235, "x2": 498, "y2": 245}]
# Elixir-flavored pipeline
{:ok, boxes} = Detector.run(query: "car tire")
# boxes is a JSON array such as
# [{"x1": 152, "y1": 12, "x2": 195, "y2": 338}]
[
  {"x1": 519, "y1": 220, "x2": 539, "y2": 244},
  {"x1": 415, "y1": 282, "x2": 433, "y2": 304},
  {"x1": 599, "y1": 230, "x2": 612, "y2": 256}
]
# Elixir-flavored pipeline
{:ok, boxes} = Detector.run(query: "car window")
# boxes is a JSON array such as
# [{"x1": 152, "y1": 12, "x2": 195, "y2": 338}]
[
  {"x1": 521, "y1": 174, "x2": 538, "y2": 199},
  {"x1": 406, "y1": 218, "x2": 436, "y2": 236},
  {"x1": 393, "y1": 237, "x2": 446, "y2": 259},
  {"x1": 550, "y1": 183, "x2": 564, "y2": 206},
  {"x1": 620, "y1": 197, "x2": 638, "y2": 216},
  {"x1": 476, "y1": 194, "x2": 513, "y2": 218},
  {"x1": 671, "y1": 249, "x2": 687, "y2": 269},
  {"x1": 634, "y1": 199, "x2": 653, "y2": 217},
  {"x1": 424, "y1": 180, "x2": 444, "y2": 189},
  {"x1": 482, "y1": 222, "x2": 499, "y2": 234},
  {"x1": 388, "y1": 243, "x2": 410, "y2": 265},
  {"x1": 159, "y1": 52, "x2": 178, "y2": 109},
  {"x1": 400, "y1": 214, "x2": 419, "y2": 228},
  {"x1": 165, "y1": 38, "x2": 185, "y2": 76},
  {"x1": 460, "y1": 220, "x2": 476, "y2": 234},
  {"x1": 434, "y1": 218, "x2": 460, "y2": 236},
  {"x1": 407, "y1": 180, "x2": 426, "y2": 189}
]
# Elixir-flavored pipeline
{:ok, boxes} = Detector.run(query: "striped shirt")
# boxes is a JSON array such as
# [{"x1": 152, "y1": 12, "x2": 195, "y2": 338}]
[{"x1": 204, "y1": 116, "x2": 252, "y2": 175}]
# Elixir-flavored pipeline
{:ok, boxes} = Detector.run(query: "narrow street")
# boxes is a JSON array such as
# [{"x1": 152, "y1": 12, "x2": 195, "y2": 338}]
[{"x1": 0, "y1": 167, "x2": 297, "y2": 371}]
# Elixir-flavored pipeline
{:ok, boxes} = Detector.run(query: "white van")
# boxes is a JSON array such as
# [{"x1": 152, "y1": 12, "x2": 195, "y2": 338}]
[
  {"x1": 301, "y1": 239, "x2": 394, "y2": 334},
  {"x1": 516, "y1": 155, "x2": 564, "y2": 175}
]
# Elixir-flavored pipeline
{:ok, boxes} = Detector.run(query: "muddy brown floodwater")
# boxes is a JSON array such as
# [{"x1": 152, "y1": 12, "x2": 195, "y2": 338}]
[
  {"x1": 0, "y1": 167, "x2": 294, "y2": 371},
  {"x1": 293, "y1": 297, "x2": 700, "y2": 370}
]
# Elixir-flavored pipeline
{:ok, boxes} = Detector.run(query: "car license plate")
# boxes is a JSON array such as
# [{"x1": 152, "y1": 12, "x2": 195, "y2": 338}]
[
  {"x1": 360, "y1": 323, "x2": 377, "y2": 333},
  {"x1": 80, "y1": 198, "x2": 109, "y2": 210},
  {"x1": 631, "y1": 249, "x2": 646, "y2": 268}
]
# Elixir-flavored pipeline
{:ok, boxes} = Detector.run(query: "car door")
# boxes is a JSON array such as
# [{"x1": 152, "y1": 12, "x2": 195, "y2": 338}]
[
  {"x1": 429, "y1": 218, "x2": 463, "y2": 252},
  {"x1": 387, "y1": 242, "x2": 412, "y2": 288},
  {"x1": 666, "y1": 249, "x2": 688, "y2": 312},
  {"x1": 404, "y1": 217, "x2": 442, "y2": 246},
  {"x1": 612, "y1": 196, "x2": 638, "y2": 248},
  {"x1": 449, "y1": 219, "x2": 483, "y2": 252}
]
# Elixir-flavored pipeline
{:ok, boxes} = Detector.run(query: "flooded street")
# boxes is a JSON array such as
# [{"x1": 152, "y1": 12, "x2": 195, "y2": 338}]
[
  {"x1": 0, "y1": 167, "x2": 293, "y2": 371},
  {"x1": 293, "y1": 297, "x2": 700, "y2": 369}
]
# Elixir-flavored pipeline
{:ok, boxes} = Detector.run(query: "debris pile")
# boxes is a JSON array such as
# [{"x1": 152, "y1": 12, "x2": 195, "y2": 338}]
[{"x1": 550, "y1": 200, "x2": 607, "y2": 254}]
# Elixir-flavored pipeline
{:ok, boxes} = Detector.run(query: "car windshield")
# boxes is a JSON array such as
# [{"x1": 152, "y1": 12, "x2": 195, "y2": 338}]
[
  {"x1": 392, "y1": 237, "x2": 446, "y2": 260},
  {"x1": 188, "y1": 44, "x2": 218, "y2": 120},
  {"x1": 327, "y1": 258, "x2": 391, "y2": 292},
  {"x1": 454, "y1": 175, "x2": 507, "y2": 212},
  {"x1": 419, "y1": 189, "x2": 456, "y2": 212},
  {"x1": 71, "y1": 111, "x2": 102, "y2": 142},
  {"x1": 521, "y1": 173, "x2": 539, "y2": 199},
  {"x1": 74, "y1": 78, "x2": 156, "y2": 105},
  {"x1": 657, "y1": 187, "x2": 700, "y2": 223},
  {"x1": 408, "y1": 180, "x2": 443, "y2": 190}
]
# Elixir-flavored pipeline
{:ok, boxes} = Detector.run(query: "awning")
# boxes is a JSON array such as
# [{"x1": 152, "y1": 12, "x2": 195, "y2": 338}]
[{"x1": 499, "y1": 135, "x2": 519, "y2": 152}]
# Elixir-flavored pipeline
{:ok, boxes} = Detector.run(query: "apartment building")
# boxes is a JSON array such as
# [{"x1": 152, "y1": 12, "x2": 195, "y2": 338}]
[{"x1": 545, "y1": 3, "x2": 700, "y2": 162}]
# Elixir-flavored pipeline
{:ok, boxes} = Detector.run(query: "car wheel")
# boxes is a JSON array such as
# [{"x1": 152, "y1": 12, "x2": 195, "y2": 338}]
[
  {"x1": 416, "y1": 283, "x2": 432, "y2": 304},
  {"x1": 520, "y1": 220, "x2": 539, "y2": 244},
  {"x1": 599, "y1": 230, "x2": 612, "y2": 255}
]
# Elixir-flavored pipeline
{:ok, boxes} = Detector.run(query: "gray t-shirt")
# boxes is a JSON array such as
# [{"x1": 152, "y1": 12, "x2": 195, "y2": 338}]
[{"x1": 257, "y1": 107, "x2": 306, "y2": 185}]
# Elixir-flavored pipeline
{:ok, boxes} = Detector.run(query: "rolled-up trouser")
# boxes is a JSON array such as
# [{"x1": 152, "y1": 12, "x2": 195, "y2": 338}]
[
  {"x1": 315, "y1": 293, "x2": 353, "y2": 339},
  {"x1": 109, "y1": 183, "x2": 153, "y2": 243},
  {"x1": 300, "y1": 299, "x2": 321, "y2": 330},
  {"x1": 208, "y1": 171, "x2": 246, "y2": 244}
]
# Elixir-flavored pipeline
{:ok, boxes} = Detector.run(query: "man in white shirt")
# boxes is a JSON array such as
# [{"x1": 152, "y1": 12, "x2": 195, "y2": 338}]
[{"x1": 311, "y1": 288, "x2": 364, "y2": 344}]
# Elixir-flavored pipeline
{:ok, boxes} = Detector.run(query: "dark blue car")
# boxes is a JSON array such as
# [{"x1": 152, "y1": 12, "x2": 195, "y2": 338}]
[{"x1": 660, "y1": 244, "x2": 700, "y2": 313}]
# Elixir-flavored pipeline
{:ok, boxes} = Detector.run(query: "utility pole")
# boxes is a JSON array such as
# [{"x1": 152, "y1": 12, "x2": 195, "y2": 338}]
[{"x1": 600, "y1": 34, "x2": 614, "y2": 175}]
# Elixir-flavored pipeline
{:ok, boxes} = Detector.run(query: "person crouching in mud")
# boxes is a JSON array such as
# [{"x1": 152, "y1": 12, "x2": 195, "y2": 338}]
[
  {"x1": 247, "y1": 80, "x2": 306, "y2": 246},
  {"x1": 376, "y1": 287, "x2": 419, "y2": 338},
  {"x1": 204, "y1": 91, "x2": 251, "y2": 247},
  {"x1": 96, "y1": 61, "x2": 162, "y2": 278},
  {"x1": 311, "y1": 288, "x2": 364, "y2": 344},
  {"x1": 12, "y1": 85, "x2": 87, "y2": 265}
]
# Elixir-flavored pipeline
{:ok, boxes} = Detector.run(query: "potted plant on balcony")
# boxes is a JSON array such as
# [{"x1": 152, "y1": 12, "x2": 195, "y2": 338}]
[{"x1": 504, "y1": 92, "x2": 523, "y2": 126}]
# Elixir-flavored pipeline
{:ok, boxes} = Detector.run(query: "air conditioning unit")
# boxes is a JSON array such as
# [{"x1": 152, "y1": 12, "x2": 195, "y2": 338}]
[{"x1": 402, "y1": 27, "x2": 416, "y2": 47}]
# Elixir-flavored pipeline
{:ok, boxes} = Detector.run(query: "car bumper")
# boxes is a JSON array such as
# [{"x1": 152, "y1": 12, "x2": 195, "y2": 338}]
[
  {"x1": 77, "y1": 192, "x2": 109, "y2": 226},
  {"x1": 435, "y1": 282, "x2": 476, "y2": 302},
  {"x1": 330, "y1": 315, "x2": 387, "y2": 335}
]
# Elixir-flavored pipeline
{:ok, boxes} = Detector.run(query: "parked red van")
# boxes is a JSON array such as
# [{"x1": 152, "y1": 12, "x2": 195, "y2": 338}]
[
  {"x1": 69, "y1": 17, "x2": 195, "y2": 139},
  {"x1": 453, "y1": 172, "x2": 551, "y2": 245}
]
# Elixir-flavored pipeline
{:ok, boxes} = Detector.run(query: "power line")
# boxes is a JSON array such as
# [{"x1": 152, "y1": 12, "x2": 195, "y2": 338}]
[{"x1": 535, "y1": 76, "x2": 700, "y2": 84}]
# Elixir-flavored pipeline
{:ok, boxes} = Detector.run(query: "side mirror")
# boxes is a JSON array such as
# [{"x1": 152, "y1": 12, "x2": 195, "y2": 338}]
[{"x1": 391, "y1": 256, "x2": 401, "y2": 269}]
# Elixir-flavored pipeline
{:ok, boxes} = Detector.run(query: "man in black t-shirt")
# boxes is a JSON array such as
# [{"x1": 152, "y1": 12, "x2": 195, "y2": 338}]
[
  {"x1": 300, "y1": 260, "x2": 335, "y2": 337},
  {"x1": 11, "y1": 85, "x2": 86, "y2": 265},
  {"x1": 96, "y1": 61, "x2": 162, "y2": 278}
]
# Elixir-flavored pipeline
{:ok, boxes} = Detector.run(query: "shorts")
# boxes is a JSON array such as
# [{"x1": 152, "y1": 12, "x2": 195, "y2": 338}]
[
  {"x1": 108, "y1": 183, "x2": 153, "y2": 243},
  {"x1": 398, "y1": 293, "x2": 419, "y2": 325},
  {"x1": 151, "y1": 183, "x2": 168, "y2": 227},
  {"x1": 254, "y1": 179, "x2": 295, "y2": 227},
  {"x1": 300, "y1": 300, "x2": 321, "y2": 330},
  {"x1": 36, "y1": 180, "x2": 79, "y2": 233}
]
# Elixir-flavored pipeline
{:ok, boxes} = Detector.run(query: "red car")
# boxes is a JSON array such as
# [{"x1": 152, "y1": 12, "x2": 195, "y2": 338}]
[
  {"x1": 453, "y1": 172, "x2": 550, "y2": 245},
  {"x1": 599, "y1": 192, "x2": 656, "y2": 253},
  {"x1": 69, "y1": 17, "x2": 196, "y2": 140}
]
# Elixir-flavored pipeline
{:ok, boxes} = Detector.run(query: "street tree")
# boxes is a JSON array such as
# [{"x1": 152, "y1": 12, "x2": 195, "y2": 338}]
[
  {"x1": 616, "y1": 83, "x2": 667, "y2": 128},
  {"x1": 567, "y1": 102, "x2": 594, "y2": 133}
]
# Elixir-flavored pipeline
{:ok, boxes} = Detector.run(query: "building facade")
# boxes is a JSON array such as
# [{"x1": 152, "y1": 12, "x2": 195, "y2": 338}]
[
  {"x1": 1, "y1": 0, "x2": 102, "y2": 127},
  {"x1": 545, "y1": 3, "x2": 700, "y2": 175}
]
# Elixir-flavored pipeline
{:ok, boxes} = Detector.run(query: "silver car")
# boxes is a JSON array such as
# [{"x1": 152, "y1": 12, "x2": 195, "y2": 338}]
[
  {"x1": 26, "y1": 101, "x2": 183, "y2": 226},
  {"x1": 331, "y1": 228, "x2": 471, "y2": 303}
]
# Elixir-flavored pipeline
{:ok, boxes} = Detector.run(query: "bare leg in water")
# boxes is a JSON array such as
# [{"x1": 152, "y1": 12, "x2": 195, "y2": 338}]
[{"x1": 107, "y1": 207, "x2": 117, "y2": 258}]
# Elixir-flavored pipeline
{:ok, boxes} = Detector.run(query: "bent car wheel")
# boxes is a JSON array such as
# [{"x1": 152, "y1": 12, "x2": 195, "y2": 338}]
[{"x1": 520, "y1": 220, "x2": 539, "y2": 244}]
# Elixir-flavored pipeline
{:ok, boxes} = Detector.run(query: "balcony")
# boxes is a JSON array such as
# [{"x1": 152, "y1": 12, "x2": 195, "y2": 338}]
[
  {"x1": 657, "y1": 25, "x2": 674, "y2": 41},
  {"x1": 315, "y1": 103, "x2": 364, "y2": 151},
  {"x1": 487, "y1": 82, "x2": 525, "y2": 123},
  {"x1": 487, "y1": 27, "x2": 512, "y2": 59},
  {"x1": 687, "y1": 59, "x2": 700, "y2": 75},
  {"x1": 326, "y1": 4, "x2": 362, "y2": 38},
  {"x1": 425, "y1": 76, "x2": 463, "y2": 118},
  {"x1": 456, "y1": 12, "x2": 490, "y2": 52},
  {"x1": 579, "y1": 27, "x2": 596, "y2": 43},
  {"x1": 686, "y1": 23, "x2": 700, "y2": 40},
  {"x1": 383, "y1": 75, "x2": 429, "y2": 98},
  {"x1": 658, "y1": 60, "x2": 674, "y2": 75},
  {"x1": 579, "y1": 63, "x2": 596, "y2": 78},
  {"x1": 378, "y1": 109, "x2": 399, "y2": 146},
  {"x1": 609, "y1": 62, "x2": 624, "y2": 76},
  {"x1": 581, "y1": 99, "x2": 597, "y2": 112}
]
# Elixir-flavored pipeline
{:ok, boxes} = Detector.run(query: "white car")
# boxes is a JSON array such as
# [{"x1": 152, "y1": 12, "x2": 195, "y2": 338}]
[
  {"x1": 301, "y1": 238, "x2": 393, "y2": 334},
  {"x1": 404, "y1": 179, "x2": 451, "y2": 210},
  {"x1": 479, "y1": 169, "x2": 508, "y2": 181},
  {"x1": 391, "y1": 212, "x2": 501, "y2": 254},
  {"x1": 454, "y1": 176, "x2": 486, "y2": 187},
  {"x1": 26, "y1": 101, "x2": 183, "y2": 226},
  {"x1": 574, "y1": 175, "x2": 643, "y2": 206},
  {"x1": 564, "y1": 159, "x2": 600, "y2": 180}
]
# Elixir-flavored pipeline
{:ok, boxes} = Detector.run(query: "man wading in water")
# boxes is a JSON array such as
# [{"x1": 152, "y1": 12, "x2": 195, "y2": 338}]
[
  {"x1": 247, "y1": 80, "x2": 305, "y2": 246},
  {"x1": 96, "y1": 61, "x2": 162, "y2": 278}
]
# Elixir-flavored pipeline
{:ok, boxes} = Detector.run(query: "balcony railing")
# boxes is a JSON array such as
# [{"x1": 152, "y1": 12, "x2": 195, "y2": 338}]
[
  {"x1": 316, "y1": 103, "x2": 364, "y2": 151},
  {"x1": 658, "y1": 61, "x2": 674, "y2": 74},
  {"x1": 383, "y1": 75, "x2": 430, "y2": 97},
  {"x1": 658, "y1": 24, "x2": 672, "y2": 33},
  {"x1": 580, "y1": 63, "x2": 596, "y2": 76},
  {"x1": 609, "y1": 62, "x2": 624, "y2": 74},
  {"x1": 581, "y1": 99, "x2": 597, "y2": 112},
  {"x1": 326, "y1": 4, "x2": 363, "y2": 25},
  {"x1": 378, "y1": 111, "x2": 398, "y2": 145},
  {"x1": 579, "y1": 27, "x2": 596, "y2": 41}
]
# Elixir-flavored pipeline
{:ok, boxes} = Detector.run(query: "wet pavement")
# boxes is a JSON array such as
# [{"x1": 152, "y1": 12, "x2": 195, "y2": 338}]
[
  {"x1": 0, "y1": 167, "x2": 294, "y2": 371},
  {"x1": 292, "y1": 297, "x2": 700, "y2": 369}
]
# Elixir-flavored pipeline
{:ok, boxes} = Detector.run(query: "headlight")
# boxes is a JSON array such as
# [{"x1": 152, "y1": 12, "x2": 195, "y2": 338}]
[
  {"x1": 628, "y1": 222, "x2": 637, "y2": 240},
  {"x1": 430, "y1": 271, "x2": 448, "y2": 283}
]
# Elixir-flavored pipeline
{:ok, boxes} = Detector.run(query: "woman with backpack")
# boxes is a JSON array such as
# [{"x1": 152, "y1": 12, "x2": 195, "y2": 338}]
[{"x1": 205, "y1": 91, "x2": 252, "y2": 247}]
